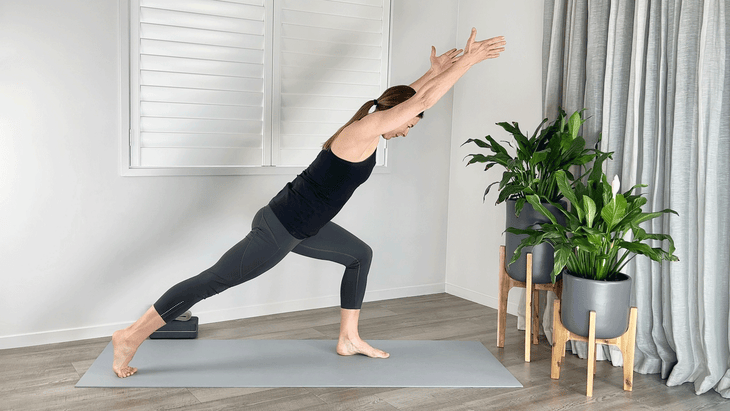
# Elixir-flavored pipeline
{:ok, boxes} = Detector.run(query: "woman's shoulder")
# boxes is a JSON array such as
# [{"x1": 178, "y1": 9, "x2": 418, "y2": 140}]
[
  {"x1": 330, "y1": 128, "x2": 379, "y2": 163},
  {"x1": 326, "y1": 147, "x2": 376, "y2": 165}
]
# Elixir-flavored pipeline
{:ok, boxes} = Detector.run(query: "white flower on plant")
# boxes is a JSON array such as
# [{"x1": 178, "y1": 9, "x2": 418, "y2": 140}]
[{"x1": 611, "y1": 175, "x2": 621, "y2": 198}]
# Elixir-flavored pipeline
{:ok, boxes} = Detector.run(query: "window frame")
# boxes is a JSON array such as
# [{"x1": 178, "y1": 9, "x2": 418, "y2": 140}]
[{"x1": 119, "y1": 0, "x2": 392, "y2": 176}]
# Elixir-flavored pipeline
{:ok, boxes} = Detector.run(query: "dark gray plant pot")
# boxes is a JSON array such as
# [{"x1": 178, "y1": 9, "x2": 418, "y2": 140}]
[
  {"x1": 505, "y1": 199, "x2": 566, "y2": 284},
  {"x1": 561, "y1": 272, "x2": 633, "y2": 339}
]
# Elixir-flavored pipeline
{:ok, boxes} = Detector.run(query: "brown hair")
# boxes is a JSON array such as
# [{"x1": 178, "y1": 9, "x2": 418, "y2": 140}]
[{"x1": 322, "y1": 85, "x2": 424, "y2": 150}]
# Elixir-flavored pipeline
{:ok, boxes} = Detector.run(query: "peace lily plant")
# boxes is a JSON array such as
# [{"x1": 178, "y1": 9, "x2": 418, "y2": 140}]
[
  {"x1": 506, "y1": 157, "x2": 680, "y2": 282},
  {"x1": 462, "y1": 109, "x2": 598, "y2": 216}
]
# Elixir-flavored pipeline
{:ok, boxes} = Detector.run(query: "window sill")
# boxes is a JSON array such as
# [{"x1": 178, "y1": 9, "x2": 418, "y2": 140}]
[{"x1": 119, "y1": 165, "x2": 392, "y2": 177}]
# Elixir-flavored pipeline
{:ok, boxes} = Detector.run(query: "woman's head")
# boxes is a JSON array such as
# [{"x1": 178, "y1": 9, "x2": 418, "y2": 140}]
[{"x1": 323, "y1": 85, "x2": 423, "y2": 149}]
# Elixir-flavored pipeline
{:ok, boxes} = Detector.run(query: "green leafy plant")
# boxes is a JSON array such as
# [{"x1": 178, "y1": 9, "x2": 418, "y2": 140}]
[
  {"x1": 506, "y1": 155, "x2": 679, "y2": 282},
  {"x1": 462, "y1": 109, "x2": 598, "y2": 216}
]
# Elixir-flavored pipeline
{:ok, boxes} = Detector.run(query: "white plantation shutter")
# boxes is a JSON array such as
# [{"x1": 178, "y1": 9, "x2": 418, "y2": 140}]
[
  {"x1": 130, "y1": 0, "x2": 271, "y2": 168},
  {"x1": 273, "y1": 0, "x2": 390, "y2": 166},
  {"x1": 127, "y1": 0, "x2": 390, "y2": 172}
]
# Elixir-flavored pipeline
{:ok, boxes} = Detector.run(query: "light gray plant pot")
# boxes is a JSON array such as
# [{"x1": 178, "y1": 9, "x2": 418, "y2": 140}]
[
  {"x1": 561, "y1": 271, "x2": 633, "y2": 339},
  {"x1": 505, "y1": 199, "x2": 566, "y2": 284}
]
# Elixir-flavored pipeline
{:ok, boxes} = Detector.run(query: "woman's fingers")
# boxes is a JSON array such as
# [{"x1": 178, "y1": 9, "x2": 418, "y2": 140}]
[
  {"x1": 443, "y1": 48, "x2": 463, "y2": 61},
  {"x1": 469, "y1": 27, "x2": 477, "y2": 41},
  {"x1": 431, "y1": 47, "x2": 463, "y2": 63},
  {"x1": 478, "y1": 36, "x2": 506, "y2": 48},
  {"x1": 439, "y1": 48, "x2": 456, "y2": 58},
  {"x1": 464, "y1": 27, "x2": 477, "y2": 52},
  {"x1": 450, "y1": 48, "x2": 464, "y2": 57},
  {"x1": 474, "y1": 36, "x2": 506, "y2": 59}
]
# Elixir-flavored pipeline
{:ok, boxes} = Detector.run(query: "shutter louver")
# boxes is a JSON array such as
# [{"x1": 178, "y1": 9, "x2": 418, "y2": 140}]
[
  {"x1": 273, "y1": 0, "x2": 390, "y2": 166},
  {"x1": 131, "y1": 0, "x2": 270, "y2": 168}
]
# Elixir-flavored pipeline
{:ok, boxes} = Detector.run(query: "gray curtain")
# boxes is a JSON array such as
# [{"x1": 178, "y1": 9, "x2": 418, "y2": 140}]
[{"x1": 542, "y1": 0, "x2": 730, "y2": 397}]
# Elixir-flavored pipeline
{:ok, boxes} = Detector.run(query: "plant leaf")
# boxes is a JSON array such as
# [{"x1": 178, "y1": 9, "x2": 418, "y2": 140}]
[
  {"x1": 589, "y1": 151, "x2": 612, "y2": 183},
  {"x1": 531, "y1": 118, "x2": 549, "y2": 139},
  {"x1": 551, "y1": 245, "x2": 572, "y2": 282},
  {"x1": 525, "y1": 195, "x2": 558, "y2": 225},
  {"x1": 463, "y1": 154, "x2": 491, "y2": 165},
  {"x1": 497, "y1": 122, "x2": 525, "y2": 139},
  {"x1": 507, "y1": 230, "x2": 546, "y2": 266},
  {"x1": 496, "y1": 185, "x2": 525, "y2": 204},
  {"x1": 498, "y1": 172, "x2": 514, "y2": 190},
  {"x1": 515, "y1": 197, "x2": 526, "y2": 217},
  {"x1": 555, "y1": 170, "x2": 579, "y2": 206},
  {"x1": 531, "y1": 150, "x2": 549, "y2": 165},
  {"x1": 573, "y1": 237, "x2": 600, "y2": 253},
  {"x1": 633, "y1": 208, "x2": 678, "y2": 225},
  {"x1": 568, "y1": 110, "x2": 583, "y2": 140},
  {"x1": 483, "y1": 181, "x2": 499, "y2": 201},
  {"x1": 616, "y1": 240, "x2": 654, "y2": 258},
  {"x1": 484, "y1": 135, "x2": 510, "y2": 156},
  {"x1": 583, "y1": 195, "x2": 597, "y2": 228},
  {"x1": 461, "y1": 138, "x2": 491, "y2": 149},
  {"x1": 601, "y1": 193, "x2": 627, "y2": 230}
]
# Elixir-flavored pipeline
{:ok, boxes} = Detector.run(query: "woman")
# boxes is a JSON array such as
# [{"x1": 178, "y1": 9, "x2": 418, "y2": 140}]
[{"x1": 112, "y1": 28, "x2": 506, "y2": 378}]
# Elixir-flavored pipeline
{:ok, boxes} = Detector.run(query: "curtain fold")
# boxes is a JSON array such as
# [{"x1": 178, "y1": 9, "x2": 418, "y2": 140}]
[{"x1": 542, "y1": 0, "x2": 730, "y2": 397}]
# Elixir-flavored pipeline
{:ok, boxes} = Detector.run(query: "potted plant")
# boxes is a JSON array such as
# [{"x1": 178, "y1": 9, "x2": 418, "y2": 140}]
[
  {"x1": 463, "y1": 109, "x2": 599, "y2": 283},
  {"x1": 507, "y1": 159, "x2": 679, "y2": 338}
]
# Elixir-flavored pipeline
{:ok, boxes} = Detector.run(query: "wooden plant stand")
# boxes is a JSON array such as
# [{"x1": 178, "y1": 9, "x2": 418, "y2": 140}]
[
  {"x1": 551, "y1": 299, "x2": 638, "y2": 397},
  {"x1": 497, "y1": 245, "x2": 562, "y2": 362}
]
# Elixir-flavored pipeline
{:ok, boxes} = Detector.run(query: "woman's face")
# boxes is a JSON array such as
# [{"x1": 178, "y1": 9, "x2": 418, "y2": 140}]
[{"x1": 382, "y1": 116, "x2": 421, "y2": 140}]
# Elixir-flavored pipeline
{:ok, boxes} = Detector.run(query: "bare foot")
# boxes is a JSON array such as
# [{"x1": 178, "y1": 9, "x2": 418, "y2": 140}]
[
  {"x1": 337, "y1": 337, "x2": 390, "y2": 358},
  {"x1": 112, "y1": 330, "x2": 139, "y2": 378}
]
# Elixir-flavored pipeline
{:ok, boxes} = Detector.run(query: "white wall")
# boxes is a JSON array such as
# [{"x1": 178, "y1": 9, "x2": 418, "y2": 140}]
[
  {"x1": 445, "y1": 0, "x2": 544, "y2": 314},
  {"x1": 0, "y1": 0, "x2": 458, "y2": 349}
]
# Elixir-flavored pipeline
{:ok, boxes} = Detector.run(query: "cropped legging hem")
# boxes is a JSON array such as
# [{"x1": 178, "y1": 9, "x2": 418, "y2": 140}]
[{"x1": 153, "y1": 205, "x2": 372, "y2": 323}]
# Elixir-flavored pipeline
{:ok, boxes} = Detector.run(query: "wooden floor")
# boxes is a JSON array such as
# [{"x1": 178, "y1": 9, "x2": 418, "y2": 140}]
[{"x1": 1, "y1": 294, "x2": 727, "y2": 410}]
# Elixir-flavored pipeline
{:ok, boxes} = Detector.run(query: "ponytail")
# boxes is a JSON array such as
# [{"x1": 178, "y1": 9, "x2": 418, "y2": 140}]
[{"x1": 322, "y1": 85, "x2": 418, "y2": 150}]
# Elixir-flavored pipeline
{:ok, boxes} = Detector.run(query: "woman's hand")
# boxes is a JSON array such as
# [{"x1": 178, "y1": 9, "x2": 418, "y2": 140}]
[
  {"x1": 411, "y1": 47, "x2": 464, "y2": 91},
  {"x1": 430, "y1": 47, "x2": 463, "y2": 75},
  {"x1": 462, "y1": 28, "x2": 506, "y2": 64}
]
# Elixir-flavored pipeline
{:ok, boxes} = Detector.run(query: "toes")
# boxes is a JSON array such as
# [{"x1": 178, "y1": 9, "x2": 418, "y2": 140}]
[
  {"x1": 368, "y1": 348, "x2": 389, "y2": 358},
  {"x1": 115, "y1": 366, "x2": 138, "y2": 378}
]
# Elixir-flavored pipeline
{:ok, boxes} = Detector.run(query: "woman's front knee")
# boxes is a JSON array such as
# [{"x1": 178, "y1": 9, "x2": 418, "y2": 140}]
[{"x1": 352, "y1": 242, "x2": 373, "y2": 267}]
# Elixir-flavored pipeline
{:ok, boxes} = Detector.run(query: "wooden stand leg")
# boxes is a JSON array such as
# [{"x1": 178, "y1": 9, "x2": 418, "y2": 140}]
[
  {"x1": 551, "y1": 299, "x2": 566, "y2": 379},
  {"x1": 525, "y1": 253, "x2": 533, "y2": 362},
  {"x1": 587, "y1": 311, "x2": 597, "y2": 397},
  {"x1": 532, "y1": 288, "x2": 540, "y2": 344},
  {"x1": 621, "y1": 307, "x2": 638, "y2": 391},
  {"x1": 497, "y1": 246, "x2": 509, "y2": 348}
]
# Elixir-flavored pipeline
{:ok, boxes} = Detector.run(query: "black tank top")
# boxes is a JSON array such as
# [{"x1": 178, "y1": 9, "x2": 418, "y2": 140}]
[{"x1": 268, "y1": 149, "x2": 377, "y2": 239}]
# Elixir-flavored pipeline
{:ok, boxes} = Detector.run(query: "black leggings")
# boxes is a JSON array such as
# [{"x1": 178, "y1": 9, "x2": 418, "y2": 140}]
[{"x1": 153, "y1": 206, "x2": 372, "y2": 323}]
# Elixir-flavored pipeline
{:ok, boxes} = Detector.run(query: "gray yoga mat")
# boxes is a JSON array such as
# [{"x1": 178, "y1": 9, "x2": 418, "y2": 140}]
[{"x1": 76, "y1": 340, "x2": 522, "y2": 388}]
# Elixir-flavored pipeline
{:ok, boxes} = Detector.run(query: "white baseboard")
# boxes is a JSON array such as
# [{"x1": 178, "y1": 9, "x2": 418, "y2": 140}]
[
  {"x1": 444, "y1": 283, "x2": 519, "y2": 316},
  {"x1": 0, "y1": 283, "x2": 445, "y2": 350}
]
